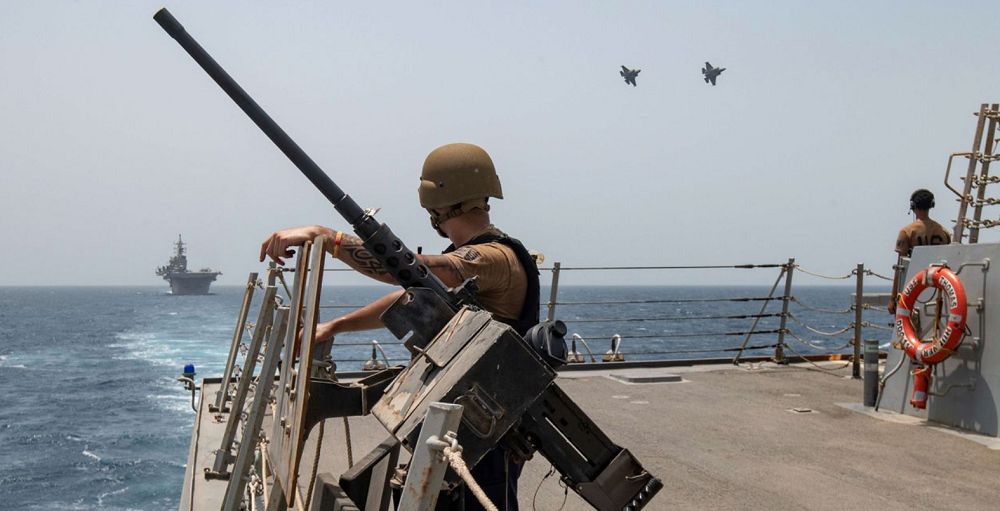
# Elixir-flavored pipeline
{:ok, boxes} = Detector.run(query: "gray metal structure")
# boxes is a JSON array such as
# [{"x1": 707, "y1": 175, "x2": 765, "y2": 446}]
[
  {"x1": 395, "y1": 403, "x2": 465, "y2": 511},
  {"x1": 209, "y1": 284, "x2": 278, "y2": 476},
  {"x1": 880, "y1": 242, "x2": 998, "y2": 436},
  {"x1": 946, "y1": 103, "x2": 1000, "y2": 243},
  {"x1": 222, "y1": 307, "x2": 289, "y2": 511},
  {"x1": 212, "y1": 272, "x2": 258, "y2": 413},
  {"x1": 156, "y1": 235, "x2": 221, "y2": 295}
]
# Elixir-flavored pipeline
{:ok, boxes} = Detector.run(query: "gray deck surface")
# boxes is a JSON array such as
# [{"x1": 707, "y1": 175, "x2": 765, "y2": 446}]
[{"x1": 185, "y1": 361, "x2": 1000, "y2": 511}]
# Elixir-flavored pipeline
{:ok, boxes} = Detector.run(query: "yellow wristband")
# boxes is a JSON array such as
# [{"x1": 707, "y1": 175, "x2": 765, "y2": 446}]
[{"x1": 332, "y1": 230, "x2": 344, "y2": 259}]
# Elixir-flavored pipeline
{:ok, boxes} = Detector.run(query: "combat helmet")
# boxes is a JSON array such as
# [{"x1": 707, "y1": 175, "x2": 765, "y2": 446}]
[{"x1": 418, "y1": 143, "x2": 503, "y2": 234}]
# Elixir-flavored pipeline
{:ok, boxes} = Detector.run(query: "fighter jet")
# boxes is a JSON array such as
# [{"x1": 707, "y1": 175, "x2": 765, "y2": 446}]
[
  {"x1": 620, "y1": 65, "x2": 640, "y2": 86},
  {"x1": 702, "y1": 62, "x2": 725, "y2": 86}
]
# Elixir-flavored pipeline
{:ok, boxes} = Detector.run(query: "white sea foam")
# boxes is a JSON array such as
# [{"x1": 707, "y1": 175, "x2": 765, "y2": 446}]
[
  {"x1": 97, "y1": 486, "x2": 129, "y2": 507},
  {"x1": 149, "y1": 393, "x2": 191, "y2": 413},
  {"x1": 82, "y1": 449, "x2": 101, "y2": 462}
]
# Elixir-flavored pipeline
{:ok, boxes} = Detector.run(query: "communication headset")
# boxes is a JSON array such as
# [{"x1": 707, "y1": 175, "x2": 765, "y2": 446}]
[{"x1": 910, "y1": 189, "x2": 935, "y2": 211}]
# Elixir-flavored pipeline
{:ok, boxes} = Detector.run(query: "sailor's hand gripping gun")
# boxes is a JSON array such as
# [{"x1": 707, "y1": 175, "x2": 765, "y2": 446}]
[{"x1": 154, "y1": 9, "x2": 662, "y2": 510}]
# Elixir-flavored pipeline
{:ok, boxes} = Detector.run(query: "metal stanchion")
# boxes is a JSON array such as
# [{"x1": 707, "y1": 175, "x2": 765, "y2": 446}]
[
  {"x1": 864, "y1": 339, "x2": 879, "y2": 406},
  {"x1": 853, "y1": 263, "x2": 864, "y2": 379},
  {"x1": 546, "y1": 262, "x2": 561, "y2": 322},
  {"x1": 775, "y1": 258, "x2": 795, "y2": 364}
]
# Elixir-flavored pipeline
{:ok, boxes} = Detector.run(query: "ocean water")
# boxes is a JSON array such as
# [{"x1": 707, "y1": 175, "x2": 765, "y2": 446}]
[{"x1": 0, "y1": 284, "x2": 891, "y2": 510}]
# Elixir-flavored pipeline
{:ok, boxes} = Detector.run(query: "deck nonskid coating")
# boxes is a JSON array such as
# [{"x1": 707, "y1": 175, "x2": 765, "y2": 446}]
[
  {"x1": 187, "y1": 362, "x2": 1000, "y2": 511},
  {"x1": 529, "y1": 363, "x2": 1000, "y2": 510}
]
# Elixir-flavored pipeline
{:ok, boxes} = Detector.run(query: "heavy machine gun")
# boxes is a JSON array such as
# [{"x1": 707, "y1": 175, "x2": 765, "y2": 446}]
[{"x1": 154, "y1": 8, "x2": 661, "y2": 511}]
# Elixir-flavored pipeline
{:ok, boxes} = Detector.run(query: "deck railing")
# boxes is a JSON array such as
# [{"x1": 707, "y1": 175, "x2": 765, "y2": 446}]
[
  {"x1": 286, "y1": 259, "x2": 897, "y2": 373},
  {"x1": 538, "y1": 259, "x2": 895, "y2": 374}
]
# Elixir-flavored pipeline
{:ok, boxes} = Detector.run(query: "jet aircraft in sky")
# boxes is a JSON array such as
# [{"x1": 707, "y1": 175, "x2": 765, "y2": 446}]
[
  {"x1": 620, "y1": 66, "x2": 640, "y2": 86},
  {"x1": 702, "y1": 62, "x2": 725, "y2": 85}
]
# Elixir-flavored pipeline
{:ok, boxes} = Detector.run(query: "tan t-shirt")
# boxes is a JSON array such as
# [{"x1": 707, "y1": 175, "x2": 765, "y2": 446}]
[
  {"x1": 895, "y1": 219, "x2": 951, "y2": 257},
  {"x1": 441, "y1": 226, "x2": 528, "y2": 320}
]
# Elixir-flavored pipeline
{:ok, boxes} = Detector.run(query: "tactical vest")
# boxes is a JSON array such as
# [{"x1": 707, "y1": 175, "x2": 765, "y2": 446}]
[{"x1": 444, "y1": 233, "x2": 540, "y2": 336}]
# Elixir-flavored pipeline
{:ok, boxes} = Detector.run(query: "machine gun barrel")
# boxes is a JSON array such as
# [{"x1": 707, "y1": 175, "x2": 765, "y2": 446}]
[
  {"x1": 153, "y1": 8, "x2": 462, "y2": 306},
  {"x1": 153, "y1": 9, "x2": 360, "y2": 223}
]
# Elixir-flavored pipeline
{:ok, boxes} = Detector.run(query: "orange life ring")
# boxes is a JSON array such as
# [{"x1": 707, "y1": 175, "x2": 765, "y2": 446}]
[{"x1": 894, "y1": 266, "x2": 967, "y2": 365}]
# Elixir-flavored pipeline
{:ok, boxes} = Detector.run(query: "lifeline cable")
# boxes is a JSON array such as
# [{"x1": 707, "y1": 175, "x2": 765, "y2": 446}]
[
  {"x1": 792, "y1": 264, "x2": 855, "y2": 280},
  {"x1": 564, "y1": 312, "x2": 784, "y2": 324},
  {"x1": 864, "y1": 269, "x2": 894, "y2": 281},
  {"x1": 790, "y1": 297, "x2": 853, "y2": 315},
  {"x1": 787, "y1": 314, "x2": 854, "y2": 336},
  {"x1": 553, "y1": 296, "x2": 781, "y2": 306},
  {"x1": 782, "y1": 342, "x2": 853, "y2": 372},
  {"x1": 616, "y1": 344, "x2": 778, "y2": 357},
  {"x1": 614, "y1": 329, "x2": 784, "y2": 339},
  {"x1": 861, "y1": 321, "x2": 893, "y2": 331},
  {"x1": 539, "y1": 263, "x2": 785, "y2": 271},
  {"x1": 784, "y1": 330, "x2": 854, "y2": 352}
]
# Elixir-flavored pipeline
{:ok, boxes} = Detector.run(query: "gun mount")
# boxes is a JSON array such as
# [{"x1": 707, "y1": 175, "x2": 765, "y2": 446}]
[{"x1": 154, "y1": 8, "x2": 661, "y2": 510}]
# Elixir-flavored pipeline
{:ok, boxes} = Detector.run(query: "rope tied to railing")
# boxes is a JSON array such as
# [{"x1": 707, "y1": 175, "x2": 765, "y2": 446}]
[
  {"x1": 864, "y1": 269, "x2": 893, "y2": 281},
  {"x1": 861, "y1": 321, "x2": 893, "y2": 331},
  {"x1": 861, "y1": 303, "x2": 890, "y2": 313},
  {"x1": 789, "y1": 297, "x2": 853, "y2": 315},
  {"x1": 792, "y1": 264, "x2": 855, "y2": 280},
  {"x1": 432, "y1": 438, "x2": 499, "y2": 511},
  {"x1": 787, "y1": 314, "x2": 854, "y2": 336}
]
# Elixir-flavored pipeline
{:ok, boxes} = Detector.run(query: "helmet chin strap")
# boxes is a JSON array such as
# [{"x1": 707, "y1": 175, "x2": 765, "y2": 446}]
[{"x1": 428, "y1": 199, "x2": 490, "y2": 238}]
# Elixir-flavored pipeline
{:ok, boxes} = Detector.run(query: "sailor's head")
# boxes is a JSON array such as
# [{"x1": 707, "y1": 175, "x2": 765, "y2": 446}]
[
  {"x1": 418, "y1": 143, "x2": 503, "y2": 237},
  {"x1": 910, "y1": 189, "x2": 935, "y2": 212}
]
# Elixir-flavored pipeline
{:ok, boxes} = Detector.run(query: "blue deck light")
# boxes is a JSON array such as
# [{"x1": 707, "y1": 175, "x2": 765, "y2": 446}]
[{"x1": 183, "y1": 363, "x2": 196, "y2": 379}]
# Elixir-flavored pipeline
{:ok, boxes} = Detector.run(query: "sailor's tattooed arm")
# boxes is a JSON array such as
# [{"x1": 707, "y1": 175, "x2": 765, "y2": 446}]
[
  {"x1": 328, "y1": 233, "x2": 396, "y2": 284},
  {"x1": 326, "y1": 230, "x2": 465, "y2": 287},
  {"x1": 417, "y1": 255, "x2": 465, "y2": 288}
]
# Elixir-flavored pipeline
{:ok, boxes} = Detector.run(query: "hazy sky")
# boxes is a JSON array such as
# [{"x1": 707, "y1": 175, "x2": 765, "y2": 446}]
[{"x1": 2, "y1": 1, "x2": 998, "y2": 287}]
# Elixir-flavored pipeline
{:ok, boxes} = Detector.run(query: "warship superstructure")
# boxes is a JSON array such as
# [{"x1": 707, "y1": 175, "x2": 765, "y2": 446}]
[{"x1": 156, "y1": 235, "x2": 221, "y2": 295}]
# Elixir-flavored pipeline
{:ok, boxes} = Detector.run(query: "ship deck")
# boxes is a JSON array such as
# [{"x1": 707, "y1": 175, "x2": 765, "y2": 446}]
[{"x1": 184, "y1": 361, "x2": 1000, "y2": 511}]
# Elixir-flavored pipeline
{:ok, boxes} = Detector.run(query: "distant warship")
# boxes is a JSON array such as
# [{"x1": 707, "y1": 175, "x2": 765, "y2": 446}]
[{"x1": 156, "y1": 235, "x2": 221, "y2": 295}]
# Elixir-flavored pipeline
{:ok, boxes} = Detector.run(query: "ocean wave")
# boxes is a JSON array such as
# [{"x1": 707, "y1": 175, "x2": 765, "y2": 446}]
[
  {"x1": 148, "y1": 393, "x2": 191, "y2": 413},
  {"x1": 97, "y1": 486, "x2": 129, "y2": 507},
  {"x1": 82, "y1": 449, "x2": 102, "y2": 462}
]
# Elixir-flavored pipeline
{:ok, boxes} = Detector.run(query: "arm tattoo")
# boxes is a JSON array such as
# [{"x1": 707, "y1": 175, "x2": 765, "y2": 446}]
[
  {"x1": 329, "y1": 233, "x2": 464, "y2": 287},
  {"x1": 419, "y1": 254, "x2": 465, "y2": 287},
  {"x1": 332, "y1": 234, "x2": 395, "y2": 284}
]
